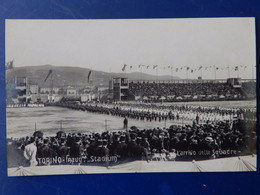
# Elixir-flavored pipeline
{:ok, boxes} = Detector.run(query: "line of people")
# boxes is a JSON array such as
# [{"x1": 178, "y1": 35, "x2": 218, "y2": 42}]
[{"x1": 55, "y1": 101, "x2": 256, "y2": 124}]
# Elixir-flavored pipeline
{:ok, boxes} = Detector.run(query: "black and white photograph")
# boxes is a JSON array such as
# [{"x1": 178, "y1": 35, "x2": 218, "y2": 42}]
[{"x1": 6, "y1": 18, "x2": 256, "y2": 176}]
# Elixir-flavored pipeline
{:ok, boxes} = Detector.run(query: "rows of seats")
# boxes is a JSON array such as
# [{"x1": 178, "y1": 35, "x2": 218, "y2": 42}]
[
  {"x1": 241, "y1": 82, "x2": 256, "y2": 97},
  {"x1": 129, "y1": 81, "x2": 243, "y2": 100}
]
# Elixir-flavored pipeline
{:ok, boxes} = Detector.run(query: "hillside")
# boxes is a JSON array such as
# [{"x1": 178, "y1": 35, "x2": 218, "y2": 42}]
[{"x1": 6, "y1": 65, "x2": 181, "y2": 87}]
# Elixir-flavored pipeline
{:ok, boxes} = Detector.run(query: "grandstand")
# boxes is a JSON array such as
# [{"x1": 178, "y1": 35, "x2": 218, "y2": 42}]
[{"x1": 126, "y1": 78, "x2": 256, "y2": 102}]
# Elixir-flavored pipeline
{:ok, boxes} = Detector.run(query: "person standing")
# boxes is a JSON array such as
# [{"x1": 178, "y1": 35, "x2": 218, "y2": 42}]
[
  {"x1": 70, "y1": 136, "x2": 83, "y2": 158},
  {"x1": 123, "y1": 117, "x2": 128, "y2": 130},
  {"x1": 196, "y1": 114, "x2": 200, "y2": 124},
  {"x1": 24, "y1": 137, "x2": 38, "y2": 167}
]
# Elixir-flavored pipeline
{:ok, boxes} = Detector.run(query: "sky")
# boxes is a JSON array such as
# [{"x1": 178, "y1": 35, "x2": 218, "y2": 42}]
[{"x1": 6, "y1": 18, "x2": 256, "y2": 79}]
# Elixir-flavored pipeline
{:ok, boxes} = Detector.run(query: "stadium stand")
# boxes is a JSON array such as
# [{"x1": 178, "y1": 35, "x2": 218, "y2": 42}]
[{"x1": 128, "y1": 81, "x2": 256, "y2": 101}]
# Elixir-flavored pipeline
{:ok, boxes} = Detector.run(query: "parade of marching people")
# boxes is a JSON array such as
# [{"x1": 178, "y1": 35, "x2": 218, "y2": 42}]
[{"x1": 6, "y1": 62, "x2": 257, "y2": 169}]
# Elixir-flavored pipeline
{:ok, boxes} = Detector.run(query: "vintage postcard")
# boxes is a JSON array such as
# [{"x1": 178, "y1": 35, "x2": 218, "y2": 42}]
[{"x1": 6, "y1": 18, "x2": 256, "y2": 176}]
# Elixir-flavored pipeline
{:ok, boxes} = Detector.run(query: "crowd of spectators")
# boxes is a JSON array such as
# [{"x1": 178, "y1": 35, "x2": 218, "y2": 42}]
[
  {"x1": 128, "y1": 81, "x2": 255, "y2": 101},
  {"x1": 242, "y1": 82, "x2": 257, "y2": 98},
  {"x1": 12, "y1": 119, "x2": 256, "y2": 167}
]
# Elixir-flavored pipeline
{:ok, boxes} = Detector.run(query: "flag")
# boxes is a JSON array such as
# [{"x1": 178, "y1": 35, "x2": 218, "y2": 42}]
[
  {"x1": 235, "y1": 66, "x2": 238, "y2": 71},
  {"x1": 122, "y1": 64, "x2": 127, "y2": 71},
  {"x1": 147, "y1": 65, "x2": 149, "y2": 69},
  {"x1": 168, "y1": 66, "x2": 171, "y2": 69},
  {"x1": 244, "y1": 66, "x2": 247, "y2": 70},
  {"x1": 153, "y1": 65, "x2": 158, "y2": 69},
  {"x1": 138, "y1": 65, "x2": 142, "y2": 68},
  {"x1": 198, "y1": 66, "x2": 202, "y2": 70},
  {"x1": 6, "y1": 60, "x2": 13, "y2": 70},
  {"x1": 176, "y1": 68, "x2": 178, "y2": 72},
  {"x1": 88, "y1": 70, "x2": 92, "y2": 82},
  {"x1": 191, "y1": 69, "x2": 193, "y2": 73},
  {"x1": 216, "y1": 67, "x2": 219, "y2": 70},
  {"x1": 130, "y1": 66, "x2": 132, "y2": 70},
  {"x1": 44, "y1": 69, "x2": 53, "y2": 82},
  {"x1": 186, "y1": 67, "x2": 189, "y2": 70}
]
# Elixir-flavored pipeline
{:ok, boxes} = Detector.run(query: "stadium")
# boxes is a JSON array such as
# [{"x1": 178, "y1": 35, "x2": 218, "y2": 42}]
[
  {"x1": 6, "y1": 67, "x2": 257, "y2": 175},
  {"x1": 5, "y1": 18, "x2": 257, "y2": 175}
]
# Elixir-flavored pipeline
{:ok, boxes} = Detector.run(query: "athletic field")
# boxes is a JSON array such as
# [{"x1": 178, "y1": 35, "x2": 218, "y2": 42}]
[{"x1": 6, "y1": 100, "x2": 256, "y2": 138}]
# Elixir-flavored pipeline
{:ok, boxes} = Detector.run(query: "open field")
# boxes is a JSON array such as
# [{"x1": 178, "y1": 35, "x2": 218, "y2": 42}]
[{"x1": 6, "y1": 100, "x2": 256, "y2": 138}]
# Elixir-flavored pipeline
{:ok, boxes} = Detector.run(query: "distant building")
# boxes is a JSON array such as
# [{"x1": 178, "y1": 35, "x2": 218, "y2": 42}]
[
  {"x1": 97, "y1": 86, "x2": 109, "y2": 92},
  {"x1": 29, "y1": 85, "x2": 39, "y2": 94},
  {"x1": 113, "y1": 77, "x2": 132, "y2": 101},
  {"x1": 81, "y1": 94, "x2": 95, "y2": 102},
  {"x1": 30, "y1": 94, "x2": 48, "y2": 103},
  {"x1": 14, "y1": 77, "x2": 28, "y2": 104},
  {"x1": 40, "y1": 87, "x2": 59, "y2": 94},
  {"x1": 67, "y1": 87, "x2": 78, "y2": 97}
]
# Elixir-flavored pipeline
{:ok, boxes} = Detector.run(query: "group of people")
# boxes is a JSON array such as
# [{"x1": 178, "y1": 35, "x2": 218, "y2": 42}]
[
  {"x1": 128, "y1": 81, "x2": 255, "y2": 101},
  {"x1": 56, "y1": 101, "x2": 256, "y2": 124},
  {"x1": 13, "y1": 118, "x2": 256, "y2": 167}
]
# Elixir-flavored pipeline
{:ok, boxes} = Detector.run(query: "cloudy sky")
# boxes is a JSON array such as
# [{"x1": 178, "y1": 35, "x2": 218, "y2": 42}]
[{"x1": 6, "y1": 18, "x2": 256, "y2": 79}]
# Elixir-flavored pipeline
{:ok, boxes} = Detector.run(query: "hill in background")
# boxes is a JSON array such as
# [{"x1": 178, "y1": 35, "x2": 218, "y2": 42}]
[{"x1": 6, "y1": 65, "x2": 181, "y2": 87}]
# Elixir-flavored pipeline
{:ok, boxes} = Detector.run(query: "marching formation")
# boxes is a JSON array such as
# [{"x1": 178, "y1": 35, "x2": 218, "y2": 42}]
[{"x1": 56, "y1": 101, "x2": 256, "y2": 124}]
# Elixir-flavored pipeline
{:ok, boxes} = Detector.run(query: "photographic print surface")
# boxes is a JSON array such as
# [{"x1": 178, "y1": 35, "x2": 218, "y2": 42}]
[{"x1": 6, "y1": 18, "x2": 257, "y2": 176}]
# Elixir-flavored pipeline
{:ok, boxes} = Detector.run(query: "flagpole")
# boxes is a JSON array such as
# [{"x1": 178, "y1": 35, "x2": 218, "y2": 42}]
[
  {"x1": 109, "y1": 68, "x2": 111, "y2": 80},
  {"x1": 252, "y1": 64, "x2": 254, "y2": 80},
  {"x1": 90, "y1": 67, "x2": 92, "y2": 101},
  {"x1": 214, "y1": 65, "x2": 216, "y2": 80},
  {"x1": 141, "y1": 65, "x2": 143, "y2": 81},
  {"x1": 171, "y1": 66, "x2": 173, "y2": 82},
  {"x1": 156, "y1": 66, "x2": 159, "y2": 97},
  {"x1": 227, "y1": 65, "x2": 230, "y2": 78},
  {"x1": 156, "y1": 66, "x2": 158, "y2": 84}
]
